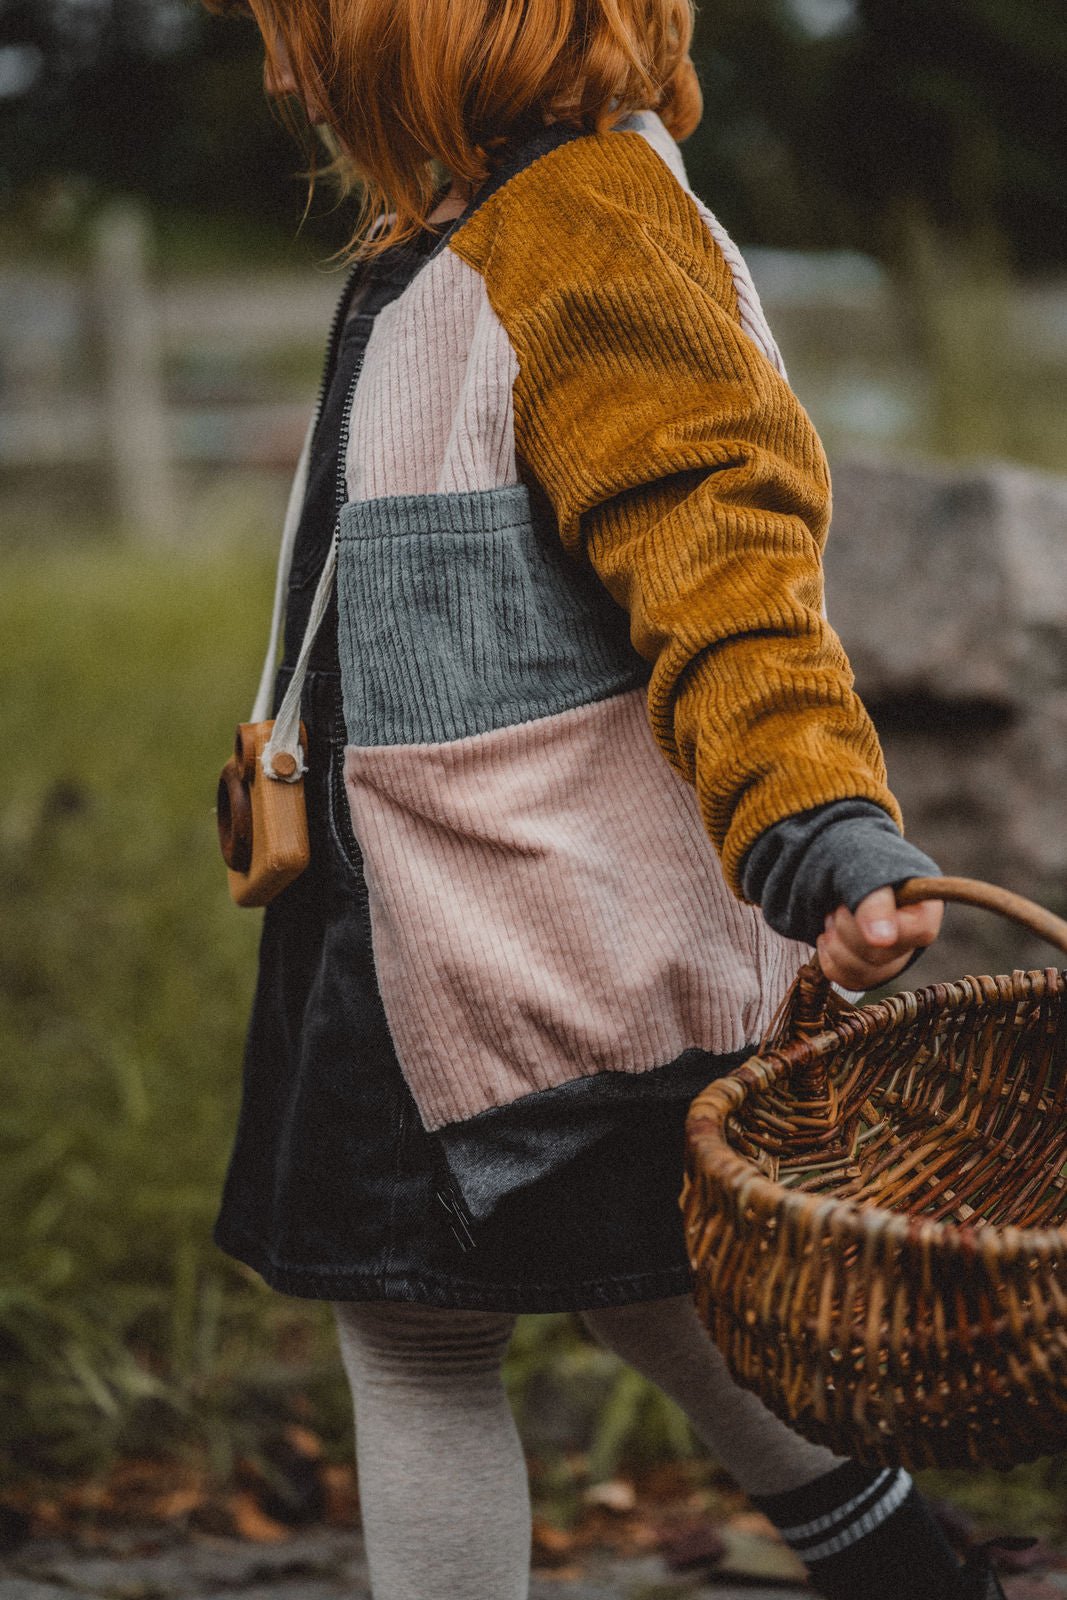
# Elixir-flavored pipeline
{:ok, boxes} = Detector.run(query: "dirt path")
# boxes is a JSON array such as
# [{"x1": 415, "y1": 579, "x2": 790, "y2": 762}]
[
  {"x1": 10, "y1": 1523, "x2": 1067, "y2": 1598},
  {"x1": 1, "y1": 1526, "x2": 811, "y2": 1600}
]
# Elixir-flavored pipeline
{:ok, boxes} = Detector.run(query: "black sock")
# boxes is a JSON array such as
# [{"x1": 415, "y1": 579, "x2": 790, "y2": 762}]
[{"x1": 752, "y1": 1461, "x2": 966, "y2": 1600}]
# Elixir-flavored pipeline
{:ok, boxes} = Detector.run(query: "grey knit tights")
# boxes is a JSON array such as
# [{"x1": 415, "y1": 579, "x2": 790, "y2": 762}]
[{"x1": 334, "y1": 1295, "x2": 842, "y2": 1600}]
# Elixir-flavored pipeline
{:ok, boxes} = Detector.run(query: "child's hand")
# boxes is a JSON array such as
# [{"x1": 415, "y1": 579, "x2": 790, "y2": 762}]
[{"x1": 816, "y1": 886, "x2": 944, "y2": 990}]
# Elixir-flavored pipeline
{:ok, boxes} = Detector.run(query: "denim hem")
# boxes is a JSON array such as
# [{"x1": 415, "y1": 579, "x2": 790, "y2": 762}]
[{"x1": 213, "y1": 1223, "x2": 695, "y2": 1313}]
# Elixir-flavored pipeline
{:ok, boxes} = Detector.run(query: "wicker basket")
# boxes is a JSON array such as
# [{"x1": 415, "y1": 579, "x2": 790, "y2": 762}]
[{"x1": 683, "y1": 877, "x2": 1067, "y2": 1471}]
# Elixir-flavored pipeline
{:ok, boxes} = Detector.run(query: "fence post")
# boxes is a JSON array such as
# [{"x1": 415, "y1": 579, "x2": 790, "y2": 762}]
[{"x1": 92, "y1": 202, "x2": 176, "y2": 542}]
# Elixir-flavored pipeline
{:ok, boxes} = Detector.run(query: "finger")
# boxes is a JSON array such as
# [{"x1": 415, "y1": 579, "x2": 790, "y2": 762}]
[
  {"x1": 853, "y1": 886, "x2": 902, "y2": 948},
  {"x1": 893, "y1": 899, "x2": 944, "y2": 946},
  {"x1": 828, "y1": 903, "x2": 912, "y2": 965},
  {"x1": 831, "y1": 896, "x2": 943, "y2": 963},
  {"x1": 820, "y1": 913, "x2": 920, "y2": 980},
  {"x1": 816, "y1": 929, "x2": 916, "y2": 991}
]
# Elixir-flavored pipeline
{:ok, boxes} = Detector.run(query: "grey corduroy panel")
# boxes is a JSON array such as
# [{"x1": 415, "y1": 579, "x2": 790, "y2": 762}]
[{"x1": 336, "y1": 485, "x2": 649, "y2": 746}]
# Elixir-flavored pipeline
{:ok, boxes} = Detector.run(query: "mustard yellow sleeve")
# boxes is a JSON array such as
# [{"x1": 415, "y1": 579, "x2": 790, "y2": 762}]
[{"x1": 450, "y1": 130, "x2": 901, "y2": 895}]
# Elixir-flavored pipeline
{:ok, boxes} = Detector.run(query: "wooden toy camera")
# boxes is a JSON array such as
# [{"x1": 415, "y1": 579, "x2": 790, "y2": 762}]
[{"x1": 217, "y1": 720, "x2": 310, "y2": 907}]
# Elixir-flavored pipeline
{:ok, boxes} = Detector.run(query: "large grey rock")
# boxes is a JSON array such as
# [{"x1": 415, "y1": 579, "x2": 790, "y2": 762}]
[
  {"x1": 826, "y1": 457, "x2": 1067, "y2": 705},
  {"x1": 825, "y1": 457, "x2": 1067, "y2": 982}
]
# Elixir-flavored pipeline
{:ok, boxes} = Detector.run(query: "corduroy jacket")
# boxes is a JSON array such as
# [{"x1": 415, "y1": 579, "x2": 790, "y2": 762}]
[{"x1": 259, "y1": 111, "x2": 937, "y2": 1219}]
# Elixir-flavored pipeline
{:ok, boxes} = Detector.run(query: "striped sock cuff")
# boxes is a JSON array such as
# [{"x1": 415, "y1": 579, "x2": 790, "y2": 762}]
[
  {"x1": 752, "y1": 1461, "x2": 967, "y2": 1600},
  {"x1": 773, "y1": 1467, "x2": 913, "y2": 1562},
  {"x1": 752, "y1": 1460, "x2": 914, "y2": 1559}
]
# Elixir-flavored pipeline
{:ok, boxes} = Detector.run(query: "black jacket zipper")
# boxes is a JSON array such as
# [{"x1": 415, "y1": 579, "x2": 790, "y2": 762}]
[
  {"x1": 327, "y1": 332, "x2": 373, "y2": 934},
  {"x1": 311, "y1": 263, "x2": 365, "y2": 438}
]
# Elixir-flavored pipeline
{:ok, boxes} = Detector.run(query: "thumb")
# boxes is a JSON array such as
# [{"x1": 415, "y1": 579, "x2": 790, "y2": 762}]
[{"x1": 854, "y1": 885, "x2": 900, "y2": 947}]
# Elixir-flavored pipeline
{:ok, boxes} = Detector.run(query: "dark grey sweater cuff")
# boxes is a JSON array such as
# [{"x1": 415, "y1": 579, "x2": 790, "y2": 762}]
[{"x1": 741, "y1": 800, "x2": 942, "y2": 947}]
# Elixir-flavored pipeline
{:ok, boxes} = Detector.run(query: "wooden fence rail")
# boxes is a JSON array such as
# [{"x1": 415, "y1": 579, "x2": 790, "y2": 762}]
[{"x1": 3, "y1": 208, "x2": 1066, "y2": 541}]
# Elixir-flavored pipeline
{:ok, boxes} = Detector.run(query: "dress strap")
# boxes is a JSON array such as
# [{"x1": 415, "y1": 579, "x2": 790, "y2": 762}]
[
  {"x1": 247, "y1": 253, "x2": 371, "y2": 778},
  {"x1": 261, "y1": 533, "x2": 338, "y2": 780},
  {"x1": 249, "y1": 419, "x2": 314, "y2": 727}
]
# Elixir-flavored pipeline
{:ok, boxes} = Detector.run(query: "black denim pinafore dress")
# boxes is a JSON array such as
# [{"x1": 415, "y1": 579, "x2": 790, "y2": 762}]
[{"x1": 213, "y1": 207, "x2": 743, "y2": 1312}]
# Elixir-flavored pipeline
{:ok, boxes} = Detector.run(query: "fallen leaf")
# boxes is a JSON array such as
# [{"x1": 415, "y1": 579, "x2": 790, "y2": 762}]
[
  {"x1": 148, "y1": 1489, "x2": 203, "y2": 1520},
  {"x1": 65, "y1": 1482, "x2": 109, "y2": 1512},
  {"x1": 532, "y1": 1517, "x2": 577, "y2": 1563},
  {"x1": 583, "y1": 1480, "x2": 637, "y2": 1514},
  {"x1": 639, "y1": 1461, "x2": 706, "y2": 1501},
  {"x1": 716, "y1": 1527, "x2": 809, "y2": 1584},
  {"x1": 659, "y1": 1520, "x2": 727, "y2": 1571},
  {"x1": 283, "y1": 1425, "x2": 323, "y2": 1459},
  {"x1": 320, "y1": 1464, "x2": 360, "y2": 1527},
  {"x1": 29, "y1": 1502, "x2": 62, "y2": 1535},
  {"x1": 229, "y1": 1491, "x2": 291, "y2": 1544},
  {"x1": 729, "y1": 1509, "x2": 783, "y2": 1542}
]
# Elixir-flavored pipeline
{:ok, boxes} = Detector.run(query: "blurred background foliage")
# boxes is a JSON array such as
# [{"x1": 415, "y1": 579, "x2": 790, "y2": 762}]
[
  {"x1": 1, "y1": 0, "x2": 1063, "y2": 267},
  {"x1": 2, "y1": 0, "x2": 1066, "y2": 1531}
]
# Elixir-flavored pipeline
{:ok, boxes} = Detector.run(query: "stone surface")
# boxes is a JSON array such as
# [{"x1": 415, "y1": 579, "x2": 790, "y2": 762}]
[
  {"x1": 827, "y1": 457, "x2": 1067, "y2": 704},
  {"x1": 0, "y1": 1583, "x2": 79, "y2": 1600},
  {"x1": 6, "y1": 1530, "x2": 368, "y2": 1596},
  {"x1": 0, "y1": 1533, "x2": 811, "y2": 1600},
  {"x1": 202, "y1": 1586, "x2": 356, "y2": 1600},
  {"x1": 15, "y1": 1531, "x2": 1063, "y2": 1600},
  {"x1": 825, "y1": 457, "x2": 1067, "y2": 983}
]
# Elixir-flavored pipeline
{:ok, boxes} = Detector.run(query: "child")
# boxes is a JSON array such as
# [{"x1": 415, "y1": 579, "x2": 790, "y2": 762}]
[{"x1": 206, "y1": 2, "x2": 1003, "y2": 1596}]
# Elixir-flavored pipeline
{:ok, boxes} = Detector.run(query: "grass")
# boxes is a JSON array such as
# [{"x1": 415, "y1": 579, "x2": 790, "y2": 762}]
[{"x1": 0, "y1": 535, "x2": 334, "y2": 1483}]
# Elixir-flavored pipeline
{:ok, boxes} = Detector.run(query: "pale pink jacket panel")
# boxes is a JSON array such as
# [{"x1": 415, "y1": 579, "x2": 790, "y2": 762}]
[
  {"x1": 345, "y1": 248, "x2": 521, "y2": 502},
  {"x1": 344, "y1": 689, "x2": 808, "y2": 1130}
]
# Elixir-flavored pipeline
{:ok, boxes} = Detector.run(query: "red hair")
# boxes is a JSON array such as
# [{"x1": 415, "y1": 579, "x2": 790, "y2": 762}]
[{"x1": 205, "y1": 0, "x2": 703, "y2": 255}]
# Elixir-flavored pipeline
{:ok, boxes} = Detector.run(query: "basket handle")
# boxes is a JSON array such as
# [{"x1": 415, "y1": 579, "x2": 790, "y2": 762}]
[{"x1": 788, "y1": 875, "x2": 1067, "y2": 1057}]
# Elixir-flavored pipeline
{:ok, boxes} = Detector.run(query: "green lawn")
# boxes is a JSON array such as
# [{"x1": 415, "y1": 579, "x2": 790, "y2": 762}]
[{"x1": 0, "y1": 538, "x2": 347, "y2": 1483}]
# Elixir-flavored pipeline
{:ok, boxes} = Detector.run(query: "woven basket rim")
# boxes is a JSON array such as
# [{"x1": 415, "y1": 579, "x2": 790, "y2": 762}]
[{"x1": 686, "y1": 963, "x2": 1067, "y2": 1258}]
